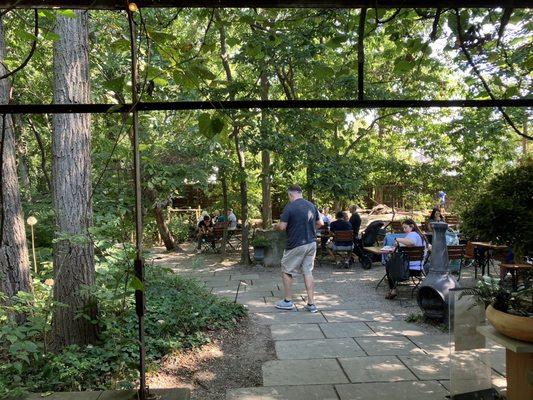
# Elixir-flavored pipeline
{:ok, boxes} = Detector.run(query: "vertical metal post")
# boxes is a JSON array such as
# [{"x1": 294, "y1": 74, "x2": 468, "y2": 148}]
[
  {"x1": 126, "y1": 4, "x2": 147, "y2": 400},
  {"x1": 357, "y1": 8, "x2": 367, "y2": 101}
]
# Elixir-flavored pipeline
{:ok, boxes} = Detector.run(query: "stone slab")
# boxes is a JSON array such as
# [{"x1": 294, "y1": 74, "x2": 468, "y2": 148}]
[
  {"x1": 262, "y1": 359, "x2": 349, "y2": 386},
  {"x1": 355, "y1": 336, "x2": 422, "y2": 356},
  {"x1": 406, "y1": 334, "x2": 450, "y2": 355},
  {"x1": 270, "y1": 324, "x2": 325, "y2": 340},
  {"x1": 230, "y1": 274, "x2": 261, "y2": 281},
  {"x1": 399, "y1": 354, "x2": 449, "y2": 380},
  {"x1": 322, "y1": 310, "x2": 407, "y2": 323},
  {"x1": 99, "y1": 389, "x2": 190, "y2": 400},
  {"x1": 226, "y1": 385, "x2": 338, "y2": 400},
  {"x1": 275, "y1": 338, "x2": 364, "y2": 359},
  {"x1": 25, "y1": 389, "x2": 190, "y2": 400},
  {"x1": 255, "y1": 312, "x2": 327, "y2": 325},
  {"x1": 335, "y1": 381, "x2": 448, "y2": 400},
  {"x1": 339, "y1": 355, "x2": 417, "y2": 383},
  {"x1": 24, "y1": 393, "x2": 100, "y2": 400},
  {"x1": 366, "y1": 320, "x2": 437, "y2": 337},
  {"x1": 319, "y1": 322, "x2": 376, "y2": 338}
]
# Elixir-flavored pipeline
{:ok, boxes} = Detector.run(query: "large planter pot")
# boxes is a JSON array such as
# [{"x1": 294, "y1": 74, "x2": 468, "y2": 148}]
[{"x1": 486, "y1": 304, "x2": 533, "y2": 343}]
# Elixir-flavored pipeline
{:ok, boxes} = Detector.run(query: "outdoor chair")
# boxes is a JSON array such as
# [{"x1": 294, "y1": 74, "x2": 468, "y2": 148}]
[
  {"x1": 447, "y1": 245, "x2": 466, "y2": 281},
  {"x1": 377, "y1": 246, "x2": 427, "y2": 297},
  {"x1": 387, "y1": 220, "x2": 404, "y2": 233},
  {"x1": 445, "y1": 215, "x2": 460, "y2": 229},
  {"x1": 397, "y1": 246, "x2": 427, "y2": 297},
  {"x1": 330, "y1": 230, "x2": 354, "y2": 268}
]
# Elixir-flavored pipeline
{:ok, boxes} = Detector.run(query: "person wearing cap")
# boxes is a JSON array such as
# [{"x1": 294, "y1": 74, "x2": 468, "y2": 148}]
[{"x1": 274, "y1": 184, "x2": 324, "y2": 313}]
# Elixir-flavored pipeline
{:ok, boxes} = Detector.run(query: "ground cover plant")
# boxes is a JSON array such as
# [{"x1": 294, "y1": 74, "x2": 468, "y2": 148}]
[{"x1": 0, "y1": 247, "x2": 246, "y2": 398}]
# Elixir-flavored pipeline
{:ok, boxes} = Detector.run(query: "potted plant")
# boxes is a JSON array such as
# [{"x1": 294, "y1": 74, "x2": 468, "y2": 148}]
[
  {"x1": 460, "y1": 276, "x2": 533, "y2": 343},
  {"x1": 252, "y1": 236, "x2": 270, "y2": 262}
]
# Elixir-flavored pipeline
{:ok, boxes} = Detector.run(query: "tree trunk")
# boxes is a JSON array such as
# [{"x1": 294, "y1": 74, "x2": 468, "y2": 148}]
[
  {"x1": 12, "y1": 114, "x2": 31, "y2": 201},
  {"x1": 146, "y1": 188, "x2": 176, "y2": 251},
  {"x1": 216, "y1": 10, "x2": 251, "y2": 265},
  {"x1": 220, "y1": 168, "x2": 229, "y2": 255},
  {"x1": 0, "y1": 16, "x2": 33, "y2": 307},
  {"x1": 50, "y1": 11, "x2": 98, "y2": 351},
  {"x1": 260, "y1": 71, "x2": 272, "y2": 229}
]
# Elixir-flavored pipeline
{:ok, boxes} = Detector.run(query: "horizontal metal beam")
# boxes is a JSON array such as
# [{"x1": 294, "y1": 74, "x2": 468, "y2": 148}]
[
  {"x1": 2, "y1": 99, "x2": 532, "y2": 114},
  {"x1": 0, "y1": 0, "x2": 531, "y2": 9}
]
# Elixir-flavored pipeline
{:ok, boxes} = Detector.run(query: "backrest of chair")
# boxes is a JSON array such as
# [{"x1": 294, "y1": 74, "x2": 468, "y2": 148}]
[
  {"x1": 464, "y1": 241, "x2": 475, "y2": 259},
  {"x1": 390, "y1": 220, "x2": 404, "y2": 233},
  {"x1": 333, "y1": 230, "x2": 353, "y2": 242},
  {"x1": 447, "y1": 245, "x2": 465, "y2": 260},
  {"x1": 446, "y1": 215, "x2": 460, "y2": 225},
  {"x1": 399, "y1": 246, "x2": 425, "y2": 261}
]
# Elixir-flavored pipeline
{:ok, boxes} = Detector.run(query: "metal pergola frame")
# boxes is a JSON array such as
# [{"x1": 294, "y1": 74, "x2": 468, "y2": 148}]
[{"x1": 0, "y1": 2, "x2": 531, "y2": 399}]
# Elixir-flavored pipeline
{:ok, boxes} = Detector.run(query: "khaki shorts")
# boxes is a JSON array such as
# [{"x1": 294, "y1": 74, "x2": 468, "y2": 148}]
[{"x1": 281, "y1": 242, "x2": 317, "y2": 276}]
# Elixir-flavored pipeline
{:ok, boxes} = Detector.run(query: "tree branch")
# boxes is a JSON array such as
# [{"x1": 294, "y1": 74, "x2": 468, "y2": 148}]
[
  {"x1": 455, "y1": 9, "x2": 532, "y2": 141},
  {"x1": 0, "y1": 9, "x2": 38, "y2": 80},
  {"x1": 26, "y1": 116, "x2": 51, "y2": 191}
]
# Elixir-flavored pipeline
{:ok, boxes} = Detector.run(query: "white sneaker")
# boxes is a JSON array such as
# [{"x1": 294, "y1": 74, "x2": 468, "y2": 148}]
[{"x1": 275, "y1": 299, "x2": 294, "y2": 310}]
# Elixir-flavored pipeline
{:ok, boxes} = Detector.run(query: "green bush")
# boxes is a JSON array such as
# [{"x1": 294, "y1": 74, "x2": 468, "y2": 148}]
[
  {"x1": 167, "y1": 214, "x2": 191, "y2": 243},
  {"x1": 0, "y1": 249, "x2": 246, "y2": 398},
  {"x1": 461, "y1": 159, "x2": 533, "y2": 259}
]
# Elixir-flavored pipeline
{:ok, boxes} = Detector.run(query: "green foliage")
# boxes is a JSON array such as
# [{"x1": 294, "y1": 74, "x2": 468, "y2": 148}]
[
  {"x1": 0, "y1": 250, "x2": 246, "y2": 398},
  {"x1": 251, "y1": 236, "x2": 270, "y2": 248},
  {"x1": 461, "y1": 160, "x2": 533, "y2": 258},
  {"x1": 167, "y1": 215, "x2": 191, "y2": 244}
]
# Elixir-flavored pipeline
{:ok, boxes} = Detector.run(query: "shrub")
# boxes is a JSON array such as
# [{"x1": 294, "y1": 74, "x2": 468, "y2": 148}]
[
  {"x1": 461, "y1": 159, "x2": 533, "y2": 259},
  {"x1": 0, "y1": 249, "x2": 246, "y2": 398}
]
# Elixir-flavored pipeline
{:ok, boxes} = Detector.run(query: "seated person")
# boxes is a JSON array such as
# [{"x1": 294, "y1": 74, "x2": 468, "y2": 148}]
[
  {"x1": 428, "y1": 207, "x2": 445, "y2": 232},
  {"x1": 227, "y1": 209, "x2": 237, "y2": 231},
  {"x1": 216, "y1": 209, "x2": 228, "y2": 224},
  {"x1": 385, "y1": 218, "x2": 428, "y2": 299},
  {"x1": 327, "y1": 211, "x2": 353, "y2": 261},
  {"x1": 197, "y1": 215, "x2": 215, "y2": 252},
  {"x1": 319, "y1": 208, "x2": 331, "y2": 227}
]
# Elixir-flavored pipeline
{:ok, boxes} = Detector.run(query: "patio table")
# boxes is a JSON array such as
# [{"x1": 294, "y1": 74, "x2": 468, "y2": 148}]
[
  {"x1": 499, "y1": 263, "x2": 532, "y2": 291},
  {"x1": 471, "y1": 241, "x2": 509, "y2": 278}
]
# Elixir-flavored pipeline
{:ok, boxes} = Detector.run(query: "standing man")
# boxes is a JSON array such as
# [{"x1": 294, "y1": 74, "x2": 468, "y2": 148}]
[
  {"x1": 438, "y1": 191, "x2": 446, "y2": 211},
  {"x1": 348, "y1": 204, "x2": 362, "y2": 239},
  {"x1": 274, "y1": 185, "x2": 323, "y2": 313}
]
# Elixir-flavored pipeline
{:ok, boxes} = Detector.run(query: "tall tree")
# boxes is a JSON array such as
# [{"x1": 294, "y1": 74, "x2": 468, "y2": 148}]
[
  {"x1": 50, "y1": 11, "x2": 97, "y2": 350},
  {"x1": 0, "y1": 16, "x2": 33, "y2": 306},
  {"x1": 216, "y1": 9, "x2": 251, "y2": 265}
]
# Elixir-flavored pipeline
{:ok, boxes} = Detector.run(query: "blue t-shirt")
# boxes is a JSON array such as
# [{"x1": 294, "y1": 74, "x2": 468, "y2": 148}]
[
  {"x1": 329, "y1": 219, "x2": 353, "y2": 246},
  {"x1": 280, "y1": 199, "x2": 320, "y2": 250}
]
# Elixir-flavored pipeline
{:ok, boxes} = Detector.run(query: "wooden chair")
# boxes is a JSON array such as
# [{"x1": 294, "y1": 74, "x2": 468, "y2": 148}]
[
  {"x1": 387, "y1": 220, "x2": 404, "y2": 233},
  {"x1": 445, "y1": 215, "x2": 460, "y2": 228},
  {"x1": 397, "y1": 246, "x2": 427, "y2": 297},
  {"x1": 447, "y1": 244, "x2": 466, "y2": 280},
  {"x1": 330, "y1": 230, "x2": 354, "y2": 267}
]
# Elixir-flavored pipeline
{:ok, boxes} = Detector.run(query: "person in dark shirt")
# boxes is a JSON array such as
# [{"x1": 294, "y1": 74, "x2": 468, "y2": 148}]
[
  {"x1": 328, "y1": 211, "x2": 353, "y2": 247},
  {"x1": 197, "y1": 215, "x2": 214, "y2": 252},
  {"x1": 274, "y1": 184, "x2": 323, "y2": 313},
  {"x1": 348, "y1": 204, "x2": 362, "y2": 239}
]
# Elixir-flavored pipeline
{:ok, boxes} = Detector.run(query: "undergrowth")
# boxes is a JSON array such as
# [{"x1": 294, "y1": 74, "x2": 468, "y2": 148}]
[{"x1": 0, "y1": 247, "x2": 246, "y2": 398}]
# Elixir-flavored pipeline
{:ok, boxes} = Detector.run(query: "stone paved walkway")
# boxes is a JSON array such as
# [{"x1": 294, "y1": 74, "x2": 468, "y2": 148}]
[{"x1": 151, "y1": 247, "x2": 506, "y2": 400}]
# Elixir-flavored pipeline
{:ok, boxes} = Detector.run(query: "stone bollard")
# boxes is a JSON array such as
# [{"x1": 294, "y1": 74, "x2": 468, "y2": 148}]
[{"x1": 254, "y1": 229, "x2": 287, "y2": 268}]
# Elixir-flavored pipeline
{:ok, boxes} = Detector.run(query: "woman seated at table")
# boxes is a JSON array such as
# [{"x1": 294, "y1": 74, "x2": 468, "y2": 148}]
[
  {"x1": 385, "y1": 218, "x2": 428, "y2": 299},
  {"x1": 427, "y1": 207, "x2": 445, "y2": 232}
]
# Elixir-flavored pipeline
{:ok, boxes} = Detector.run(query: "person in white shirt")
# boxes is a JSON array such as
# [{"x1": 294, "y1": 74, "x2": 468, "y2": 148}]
[{"x1": 227, "y1": 209, "x2": 237, "y2": 230}]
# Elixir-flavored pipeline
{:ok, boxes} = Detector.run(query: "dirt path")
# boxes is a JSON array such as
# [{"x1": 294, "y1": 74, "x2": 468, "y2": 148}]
[{"x1": 146, "y1": 247, "x2": 276, "y2": 399}]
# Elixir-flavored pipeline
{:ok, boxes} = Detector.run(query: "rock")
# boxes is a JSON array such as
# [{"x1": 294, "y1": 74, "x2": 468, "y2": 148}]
[{"x1": 254, "y1": 229, "x2": 286, "y2": 268}]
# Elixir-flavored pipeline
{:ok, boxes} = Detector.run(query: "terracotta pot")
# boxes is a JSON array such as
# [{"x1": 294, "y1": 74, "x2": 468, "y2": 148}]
[{"x1": 486, "y1": 304, "x2": 533, "y2": 343}]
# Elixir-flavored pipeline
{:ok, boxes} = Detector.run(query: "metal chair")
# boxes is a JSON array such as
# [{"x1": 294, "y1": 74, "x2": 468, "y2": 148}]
[{"x1": 396, "y1": 246, "x2": 427, "y2": 297}]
